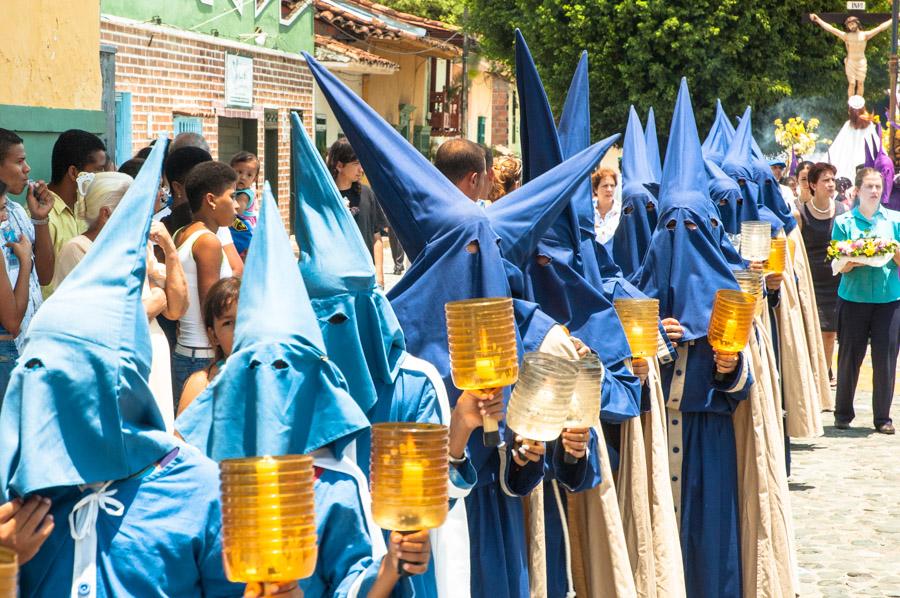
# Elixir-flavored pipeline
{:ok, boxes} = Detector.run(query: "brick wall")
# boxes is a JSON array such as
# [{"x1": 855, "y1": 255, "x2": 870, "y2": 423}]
[
  {"x1": 100, "y1": 17, "x2": 315, "y2": 226},
  {"x1": 491, "y1": 76, "x2": 510, "y2": 148}
]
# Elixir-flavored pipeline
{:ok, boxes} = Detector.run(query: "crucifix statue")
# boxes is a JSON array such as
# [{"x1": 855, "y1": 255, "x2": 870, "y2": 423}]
[{"x1": 811, "y1": 12, "x2": 892, "y2": 97}]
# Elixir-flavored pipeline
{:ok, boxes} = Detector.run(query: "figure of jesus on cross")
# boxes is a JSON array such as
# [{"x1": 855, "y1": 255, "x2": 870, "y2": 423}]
[{"x1": 811, "y1": 12, "x2": 892, "y2": 98}]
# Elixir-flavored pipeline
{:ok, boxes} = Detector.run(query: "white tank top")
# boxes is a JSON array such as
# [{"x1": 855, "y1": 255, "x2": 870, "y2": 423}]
[{"x1": 176, "y1": 228, "x2": 233, "y2": 348}]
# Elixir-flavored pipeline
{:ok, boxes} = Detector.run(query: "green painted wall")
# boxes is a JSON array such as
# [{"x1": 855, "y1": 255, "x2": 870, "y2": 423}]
[
  {"x1": 0, "y1": 104, "x2": 106, "y2": 205},
  {"x1": 101, "y1": 0, "x2": 313, "y2": 54}
]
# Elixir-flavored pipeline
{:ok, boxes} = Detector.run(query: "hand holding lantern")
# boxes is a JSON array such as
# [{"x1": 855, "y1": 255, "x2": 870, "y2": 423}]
[
  {"x1": 446, "y1": 298, "x2": 519, "y2": 447},
  {"x1": 707, "y1": 290, "x2": 756, "y2": 382},
  {"x1": 370, "y1": 423, "x2": 448, "y2": 577}
]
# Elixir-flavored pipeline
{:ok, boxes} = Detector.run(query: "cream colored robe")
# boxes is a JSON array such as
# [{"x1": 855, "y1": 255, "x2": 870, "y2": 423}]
[
  {"x1": 733, "y1": 307, "x2": 799, "y2": 597},
  {"x1": 788, "y1": 228, "x2": 834, "y2": 411},
  {"x1": 776, "y1": 233, "x2": 825, "y2": 438}
]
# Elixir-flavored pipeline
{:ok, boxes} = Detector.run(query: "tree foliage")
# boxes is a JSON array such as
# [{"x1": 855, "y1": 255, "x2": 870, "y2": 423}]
[
  {"x1": 465, "y1": 0, "x2": 894, "y2": 153},
  {"x1": 381, "y1": 0, "x2": 465, "y2": 24}
]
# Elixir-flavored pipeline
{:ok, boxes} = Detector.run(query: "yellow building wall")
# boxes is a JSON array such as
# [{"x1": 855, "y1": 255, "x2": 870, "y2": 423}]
[
  {"x1": 466, "y1": 70, "x2": 494, "y2": 144},
  {"x1": 364, "y1": 51, "x2": 430, "y2": 129},
  {"x1": 0, "y1": 0, "x2": 102, "y2": 110}
]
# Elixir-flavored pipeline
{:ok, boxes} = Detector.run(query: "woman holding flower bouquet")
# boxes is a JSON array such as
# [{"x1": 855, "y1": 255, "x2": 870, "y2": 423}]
[
  {"x1": 801, "y1": 163, "x2": 847, "y2": 386},
  {"x1": 832, "y1": 167, "x2": 900, "y2": 434}
]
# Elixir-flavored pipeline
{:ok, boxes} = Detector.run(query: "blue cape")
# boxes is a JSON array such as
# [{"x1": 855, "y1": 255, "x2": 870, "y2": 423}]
[
  {"x1": 1, "y1": 139, "x2": 175, "y2": 498},
  {"x1": 636, "y1": 79, "x2": 740, "y2": 342},
  {"x1": 613, "y1": 106, "x2": 658, "y2": 279},
  {"x1": 290, "y1": 112, "x2": 405, "y2": 417},
  {"x1": 176, "y1": 183, "x2": 370, "y2": 459}
]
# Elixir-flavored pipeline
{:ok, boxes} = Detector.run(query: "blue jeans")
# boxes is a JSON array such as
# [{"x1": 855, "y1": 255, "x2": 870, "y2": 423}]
[
  {"x1": 171, "y1": 352, "x2": 211, "y2": 412},
  {"x1": 0, "y1": 339, "x2": 19, "y2": 409}
]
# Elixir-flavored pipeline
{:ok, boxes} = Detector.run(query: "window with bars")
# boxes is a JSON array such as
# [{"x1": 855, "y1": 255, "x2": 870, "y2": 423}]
[{"x1": 174, "y1": 115, "x2": 203, "y2": 136}]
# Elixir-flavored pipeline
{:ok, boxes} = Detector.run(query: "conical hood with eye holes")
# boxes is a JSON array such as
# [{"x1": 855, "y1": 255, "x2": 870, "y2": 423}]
[
  {"x1": 291, "y1": 112, "x2": 405, "y2": 417},
  {"x1": 702, "y1": 99, "x2": 736, "y2": 166},
  {"x1": 176, "y1": 183, "x2": 370, "y2": 460},
  {"x1": 636, "y1": 79, "x2": 740, "y2": 342},
  {"x1": 0, "y1": 139, "x2": 175, "y2": 499},
  {"x1": 744, "y1": 112, "x2": 798, "y2": 233},
  {"x1": 721, "y1": 107, "x2": 782, "y2": 234},
  {"x1": 614, "y1": 106, "x2": 659, "y2": 279},
  {"x1": 502, "y1": 33, "x2": 633, "y2": 372},
  {"x1": 304, "y1": 50, "x2": 618, "y2": 470}
]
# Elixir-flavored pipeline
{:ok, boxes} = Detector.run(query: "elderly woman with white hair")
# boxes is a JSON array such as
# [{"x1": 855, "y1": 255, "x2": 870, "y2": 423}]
[{"x1": 51, "y1": 171, "x2": 188, "y2": 432}]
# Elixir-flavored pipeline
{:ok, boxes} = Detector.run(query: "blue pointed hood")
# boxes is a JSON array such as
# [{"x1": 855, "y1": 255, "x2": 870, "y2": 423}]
[
  {"x1": 706, "y1": 158, "x2": 742, "y2": 235},
  {"x1": 501, "y1": 40, "x2": 636, "y2": 405},
  {"x1": 306, "y1": 51, "x2": 539, "y2": 475},
  {"x1": 301, "y1": 59, "x2": 477, "y2": 264},
  {"x1": 291, "y1": 111, "x2": 405, "y2": 417},
  {"x1": 637, "y1": 79, "x2": 739, "y2": 342},
  {"x1": 645, "y1": 107, "x2": 663, "y2": 183},
  {"x1": 702, "y1": 100, "x2": 736, "y2": 166},
  {"x1": 744, "y1": 118, "x2": 798, "y2": 233},
  {"x1": 515, "y1": 29, "x2": 564, "y2": 181},
  {"x1": 1, "y1": 139, "x2": 174, "y2": 498},
  {"x1": 614, "y1": 106, "x2": 659, "y2": 279},
  {"x1": 721, "y1": 107, "x2": 779, "y2": 232},
  {"x1": 177, "y1": 183, "x2": 369, "y2": 460}
]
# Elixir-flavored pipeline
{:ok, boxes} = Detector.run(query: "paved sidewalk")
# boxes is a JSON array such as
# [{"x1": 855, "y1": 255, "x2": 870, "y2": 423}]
[{"x1": 790, "y1": 363, "x2": 899, "y2": 597}]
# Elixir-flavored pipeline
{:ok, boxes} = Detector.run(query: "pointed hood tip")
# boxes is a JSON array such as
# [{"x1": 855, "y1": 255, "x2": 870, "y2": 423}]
[{"x1": 659, "y1": 79, "x2": 711, "y2": 211}]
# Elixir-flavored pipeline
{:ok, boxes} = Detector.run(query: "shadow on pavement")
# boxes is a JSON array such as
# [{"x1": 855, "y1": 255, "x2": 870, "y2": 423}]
[{"x1": 822, "y1": 425, "x2": 875, "y2": 439}]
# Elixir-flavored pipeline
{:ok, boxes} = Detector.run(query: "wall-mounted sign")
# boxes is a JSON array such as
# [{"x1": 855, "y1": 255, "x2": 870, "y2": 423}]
[
  {"x1": 225, "y1": 54, "x2": 254, "y2": 108},
  {"x1": 847, "y1": 1, "x2": 865, "y2": 10}
]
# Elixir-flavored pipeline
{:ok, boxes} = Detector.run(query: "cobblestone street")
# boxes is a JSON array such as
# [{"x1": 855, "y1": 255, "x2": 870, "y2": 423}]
[{"x1": 791, "y1": 360, "x2": 900, "y2": 597}]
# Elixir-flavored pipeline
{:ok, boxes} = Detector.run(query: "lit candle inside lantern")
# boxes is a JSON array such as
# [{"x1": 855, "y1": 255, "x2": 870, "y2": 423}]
[
  {"x1": 723, "y1": 318, "x2": 738, "y2": 347},
  {"x1": 400, "y1": 458, "x2": 425, "y2": 500}
]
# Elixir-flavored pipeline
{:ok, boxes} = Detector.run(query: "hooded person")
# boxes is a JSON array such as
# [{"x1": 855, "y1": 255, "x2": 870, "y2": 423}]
[
  {"x1": 635, "y1": 78, "x2": 753, "y2": 598},
  {"x1": 864, "y1": 124, "x2": 897, "y2": 208},
  {"x1": 645, "y1": 107, "x2": 663, "y2": 184},
  {"x1": 728, "y1": 111, "x2": 829, "y2": 429},
  {"x1": 177, "y1": 184, "x2": 423, "y2": 596},
  {"x1": 702, "y1": 100, "x2": 736, "y2": 167},
  {"x1": 553, "y1": 53, "x2": 685, "y2": 598},
  {"x1": 0, "y1": 139, "x2": 246, "y2": 597},
  {"x1": 290, "y1": 112, "x2": 477, "y2": 598},
  {"x1": 305, "y1": 51, "x2": 619, "y2": 598},
  {"x1": 613, "y1": 107, "x2": 659, "y2": 281}
]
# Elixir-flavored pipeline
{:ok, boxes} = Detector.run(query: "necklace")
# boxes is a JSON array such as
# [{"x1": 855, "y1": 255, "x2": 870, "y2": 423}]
[{"x1": 809, "y1": 200, "x2": 832, "y2": 216}]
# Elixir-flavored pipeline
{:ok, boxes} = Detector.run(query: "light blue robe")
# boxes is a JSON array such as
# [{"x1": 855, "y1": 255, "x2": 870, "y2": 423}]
[{"x1": 20, "y1": 444, "x2": 243, "y2": 597}]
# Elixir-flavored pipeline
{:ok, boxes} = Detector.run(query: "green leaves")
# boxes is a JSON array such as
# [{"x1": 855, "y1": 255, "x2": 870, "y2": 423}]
[{"x1": 465, "y1": 0, "x2": 894, "y2": 152}]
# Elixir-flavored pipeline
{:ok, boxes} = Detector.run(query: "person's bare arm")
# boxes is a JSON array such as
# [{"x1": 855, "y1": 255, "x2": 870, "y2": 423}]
[
  {"x1": 373, "y1": 233, "x2": 384, "y2": 287},
  {"x1": 193, "y1": 234, "x2": 225, "y2": 308},
  {"x1": 867, "y1": 19, "x2": 893, "y2": 39},
  {"x1": 0, "y1": 235, "x2": 33, "y2": 336},
  {"x1": 177, "y1": 369, "x2": 211, "y2": 418},
  {"x1": 142, "y1": 286, "x2": 168, "y2": 320},
  {"x1": 810, "y1": 13, "x2": 846, "y2": 39},
  {"x1": 27, "y1": 182, "x2": 55, "y2": 284},
  {"x1": 150, "y1": 223, "x2": 188, "y2": 320},
  {"x1": 223, "y1": 242, "x2": 243, "y2": 278}
]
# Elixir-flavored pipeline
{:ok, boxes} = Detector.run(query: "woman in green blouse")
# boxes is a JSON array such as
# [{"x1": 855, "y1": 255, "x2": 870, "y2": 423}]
[{"x1": 832, "y1": 167, "x2": 900, "y2": 434}]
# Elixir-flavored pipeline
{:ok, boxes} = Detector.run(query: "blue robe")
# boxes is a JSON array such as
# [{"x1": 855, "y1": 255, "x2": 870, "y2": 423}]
[
  {"x1": 303, "y1": 466, "x2": 408, "y2": 597},
  {"x1": 541, "y1": 432, "x2": 601, "y2": 598},
  {"x1": 659, "y1": 340, "x2": 752, "y2": 598},
  {"x1": 20, "y1": 444, "x2": 243, "y2": 597}
]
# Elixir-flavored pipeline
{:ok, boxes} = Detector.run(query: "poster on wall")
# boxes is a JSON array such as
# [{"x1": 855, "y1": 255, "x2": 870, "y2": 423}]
[{"x1": 225, "y1": 54, "x2": 254, "y2": 108}]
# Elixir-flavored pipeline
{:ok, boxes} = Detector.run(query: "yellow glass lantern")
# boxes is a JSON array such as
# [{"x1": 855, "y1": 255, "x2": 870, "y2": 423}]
[
  {"x1": 446, "y1": 298, "x2": 519, "y2": 446},
  {"x1": 739, "y1": 220, "x2": 772, "y2": 262},
  {"x1": 614, "y1": 298, "x2": 660, "y2": 359},
  {"x1": 371, "y1": 423, "x2": 449, "y2": 575},
  {"x1": 0, "y1": 547, "x2": 16, "y2": 598},
  {"x1": 707, "y1": 289, "x2": 756, "y2": 381},
  {"x1": 506, "y1": 352, "x2": 579, "y2": 442},
  {"x1": 733, "y1": 269, "x2": 765, "y2": 317},
  {"x1": 766, "y1": 237, "x2": 787, "y2": 275},
  {"x1": 219, "y1": 455, "x2": 317, "y2": 583}
]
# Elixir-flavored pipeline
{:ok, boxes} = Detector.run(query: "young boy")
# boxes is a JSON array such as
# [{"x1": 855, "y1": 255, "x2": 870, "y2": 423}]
[
  {"x1": 171, "y1": 161, "x2": 238, "y2": 402},
  {"x1": 229, "y1": 152, "x2": 259, "y2": 259}
]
